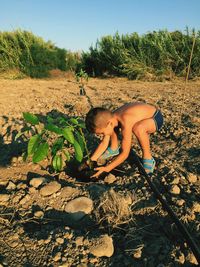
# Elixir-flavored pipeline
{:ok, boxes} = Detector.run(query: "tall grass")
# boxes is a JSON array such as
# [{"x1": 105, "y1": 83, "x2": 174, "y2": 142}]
[
  {"x1": 82, "y1": 28, "x2": 200, "y2": 80},
  {"x1": 0, "y1": 29, "x2": 70, "y2": 78},
  {"x1": 1, "y1": 28, "x2": 199, "y2": 80}
]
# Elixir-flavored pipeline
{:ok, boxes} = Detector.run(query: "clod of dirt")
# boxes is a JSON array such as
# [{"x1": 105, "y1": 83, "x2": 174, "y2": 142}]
[
  {"x1": 132, "y1": 246, "x2": 143, "y2": 259},
  {"x1": 89, "y1": 234, "x2": 114, "y2": 257},
  {"x1": 53, "y1": 252, "x2": 61, "y2": 262},
  {"x1": 34, "y1": 210, "x2": 44, "y2": 218},
  {"x1": 186, "y1": 252, "x2": 198, "y2": 265},
  {"x1": 187, "y1": 173, "x2": 198, "y2": 183},
  {"x1": 64, "y1": 196, "x2": 93, "y2": 221},
  {"x1": 59, "y1": 186, "x2": 80, "y2": 199},
  {"x1": 104, "y1": 173, "x2": 117, "y2": 184},
  {"x1": 6, "y1": 181, "x2": 16, "y2": 190},
  {"x1": 30, "y1": 177, "x2": 46, "y2": 188},
  {"x1": 0, "y1": 194, "x2": 10, "y2": 204},
  {"x1": 56, "y1": 237, "x2": 64, "y2": 245},
  {"x1": 176, "y1": 199, "x2": 185, "y2": 206},
  {"x1": 192, "y1": 202, "x2": 200, "y2": 213},
  {"x1": 170, "y1": 185, "x2": 180, "y2": 195},
  {"x1": 39, "y1": 181, "x2": 61, "y2": 196}
]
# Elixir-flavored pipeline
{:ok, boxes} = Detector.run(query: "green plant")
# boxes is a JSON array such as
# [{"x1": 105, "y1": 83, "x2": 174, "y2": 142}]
[
  {"x1": 75, "y1": 68, "x2": 89, "y2": 95},
  {"x1": 0, "y1": 29, "x2": 69, "y2": 78},
  {"x1": 15, "y1": 112, "x2": 90, "y2": 172},
  {"x1": 82, "y1": 28, "x2": 200, "y2": 79}
]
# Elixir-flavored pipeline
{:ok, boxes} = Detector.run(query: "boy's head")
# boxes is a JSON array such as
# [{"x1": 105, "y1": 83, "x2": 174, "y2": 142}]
[{"x1": 85, "y1": 107, "x2": 114, "y2": 135}]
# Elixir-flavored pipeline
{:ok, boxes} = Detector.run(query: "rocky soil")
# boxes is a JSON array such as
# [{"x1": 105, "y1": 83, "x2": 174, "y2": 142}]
[{"x1": 0, "y1": 76, "x2": 199, "y2": 267}]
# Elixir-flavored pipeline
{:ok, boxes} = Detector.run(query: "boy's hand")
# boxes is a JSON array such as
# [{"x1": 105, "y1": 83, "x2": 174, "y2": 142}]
[
  {"x1": 78, "y1": 159, "x2": 96, "y2": 172},
  {"x1": 92, "y1": 166, "x2": 109, "y2": 178}
]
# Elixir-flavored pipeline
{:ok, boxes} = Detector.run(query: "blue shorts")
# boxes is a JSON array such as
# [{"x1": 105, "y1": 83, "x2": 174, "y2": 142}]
[{"x1": 153, "y1": 110, "x2": 164, "y2": 131}]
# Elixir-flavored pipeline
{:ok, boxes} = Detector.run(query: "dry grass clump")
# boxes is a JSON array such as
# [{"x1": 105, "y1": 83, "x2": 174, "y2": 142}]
[{"x1": 94, "y1": 188, "x2": 136, "y2": 228}]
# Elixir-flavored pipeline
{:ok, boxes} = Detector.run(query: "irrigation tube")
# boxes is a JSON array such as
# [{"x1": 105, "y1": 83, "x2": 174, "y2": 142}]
[{"x1": 128, "y1": 150, "x2": 200, "y2": 264}]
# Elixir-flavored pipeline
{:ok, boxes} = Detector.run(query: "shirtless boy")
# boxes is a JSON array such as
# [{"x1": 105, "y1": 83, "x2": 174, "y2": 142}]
[{"x1": 85, "y1": 103, "x2": 164, "y2": 178}]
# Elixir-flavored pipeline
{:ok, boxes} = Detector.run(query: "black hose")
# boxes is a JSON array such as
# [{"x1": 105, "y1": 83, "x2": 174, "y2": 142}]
[{"x1": 128, "y1": 150, "x2": 200, "y2": 264}]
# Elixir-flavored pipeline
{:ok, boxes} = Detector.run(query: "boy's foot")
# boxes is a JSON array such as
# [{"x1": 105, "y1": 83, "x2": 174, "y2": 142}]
[
  {"x1": 100, "y1": 147, "x2": 120, "y2": 160},
  {"x1": 142, "y1": 158, "x2": 156, "y2": 174}
]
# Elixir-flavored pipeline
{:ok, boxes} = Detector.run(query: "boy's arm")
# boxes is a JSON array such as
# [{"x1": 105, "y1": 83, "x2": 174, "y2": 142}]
[
  {"x1": 90, "y1": 135, "x2": 110, "y2": 161},
  {"x1": 93, "y1": 125, "x2": 132, "y2": 176}
]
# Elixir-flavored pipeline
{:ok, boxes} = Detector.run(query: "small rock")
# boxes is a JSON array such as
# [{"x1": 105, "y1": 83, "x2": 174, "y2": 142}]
[
  {"x1": 170, "y1": 185, "x2": 180, "y2": 195},
  {"x1": 11, "y1": 157, "x2": 18, "y2": 164},
  {"x1": 44, "y1": 238, "x2": 51, "y2": 244},
  {"x1": 9, "y1": 241, "x2": 19, "y2": 248},
  {"x1": 75, "y1": 236, "x2": 83, "y2": 246},
  {"x1": 65, "y1": 197, "x2": 93, "y2": 221},
  {"x1": 30, "y1": 177, "x2": 46, "y2": 188},
  {"x1": 12, "y1": 194, "x2": 24, "y2": 204},
  {"x1": 56, "y1": 237, "x2": 64, "y2": 244},
  {"x1": 104, "y1": 173, "x2": 117, "y2": 184},
  {"x1": 187, "y1": 173, "x2": 197, "y2": 183},
  {"x1": 175, "y1": 252, "x2": 185, "y2": 264},
  {"x1": 186, "y1": 252, "x2": 198, "y2": 265},
  {"x1": 53, "y1": 252, "x2": 62, "y2": 262},
  {"x1": 38, "y1": 239, "x2": 45, "y2": 245},
  {"x1": 34, "y1": 211, "x2": 44, "y2": 218},
  {"x1": 176, "y1": 199, "x2": 185, "y2": 206},
  {"x1": 192, "y1": 202, "x2": 200, "y2": 213},
  {"x1": 17, "y1": 183, "x2": 27, "y2": 190},
  {"x1": 40, "y1": 181, "x2": 61, "y2": 197},
  {"x1": 19, "y1": 194, "x2": 31, "y2": 205},
  {"x1": 6, "y1": 181, "x2": 16, "y2": 190},
  {"x1": 132, "y1": 247, "x2": 143, "y2": 259},
  {"x1": 0, "y1": 194, "x2": 10, "y2": 204},
  {"x1": 89, "y1": 234, "x2": 114, "y2": 257},
  {"x1": 29, "y1": 187, "x2": 37, "y2": 194},
  {"x1": 64, "y1": 232, "x2": 73, "y2": 239},
  {"x1": 60, "y1": 186, "x2": 79, "y2": 199}
]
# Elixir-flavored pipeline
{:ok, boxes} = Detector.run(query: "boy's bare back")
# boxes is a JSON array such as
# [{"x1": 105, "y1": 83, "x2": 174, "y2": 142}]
[{"x1": 113, "y1": 102, "x2": 157, "y2": 129}]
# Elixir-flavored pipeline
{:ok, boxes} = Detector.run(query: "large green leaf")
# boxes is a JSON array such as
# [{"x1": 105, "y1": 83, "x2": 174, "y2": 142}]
[
  {"x1": 69, "y1": 118, "x2": 79, "y2": 125},
  {"x1": 73, "y1": 140, "x2": 83, "y2": 162},
  {"x1": 23, "y1": 112, "x2": 39, "y2": 125},
  {"x1": 28, "y1": 134, "x2": 40, "y2": 156},
  {"x1": 45, "y1": 124, "x2": 62, "y2": 134},
  {"x1": 62, "y1": 127, "x2": 74, "y2": 144},
  {"x1": 32, "y1": 142, "x2": 49, "y2": 163},
  {"x1": 52, "y1": 155, "x2": 62, "y2": 171},
  {"x1": 75, "y1": 131, "x2": 85, "y2": 153}
]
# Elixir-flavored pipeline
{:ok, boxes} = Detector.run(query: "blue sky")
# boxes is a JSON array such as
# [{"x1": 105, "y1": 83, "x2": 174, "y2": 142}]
[{"x1": 0, "y1": 0, "x2": 199, "y2": 51}]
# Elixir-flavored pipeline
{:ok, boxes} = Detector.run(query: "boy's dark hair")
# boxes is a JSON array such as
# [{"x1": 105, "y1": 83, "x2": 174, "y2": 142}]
[{"x1": 85, "y1": 107, "x2": 112, "y2": 133}]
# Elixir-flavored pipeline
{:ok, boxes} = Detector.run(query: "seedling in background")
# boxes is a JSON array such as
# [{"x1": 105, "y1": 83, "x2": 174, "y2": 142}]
[
  {"x1": 75, "y1": 69, "x2": 89, "y2": 95},
  {"x1": 15, "y1": 112, "x2": 91, "y2": 172}
]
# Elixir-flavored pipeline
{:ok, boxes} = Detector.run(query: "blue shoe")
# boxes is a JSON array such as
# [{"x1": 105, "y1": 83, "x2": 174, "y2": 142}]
[
  {"x1": 143, "y1": 158, "x2": 156, "y2": 174},
  {"x1": 100, "y1": 147, "x2": 120, "y2": 160}
]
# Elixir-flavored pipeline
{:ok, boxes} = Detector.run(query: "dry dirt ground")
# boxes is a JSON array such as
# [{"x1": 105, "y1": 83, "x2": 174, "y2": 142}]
[{"x1": 0, "y1": 76, "x2": 199, "y2": 267}]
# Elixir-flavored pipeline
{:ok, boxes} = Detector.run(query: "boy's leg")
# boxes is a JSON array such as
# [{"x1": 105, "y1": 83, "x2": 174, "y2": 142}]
[
  {"x1": 133, "y1": 118, "x2": 156, "y2": 159},
  {"x1": 133, "y1": 118, "x2": 156, "y2": 173}
]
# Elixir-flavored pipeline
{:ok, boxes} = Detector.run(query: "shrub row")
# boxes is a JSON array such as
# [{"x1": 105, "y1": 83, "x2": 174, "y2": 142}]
[{"x1": 81, "y1": 28, "x2": 200, "y2": 80}]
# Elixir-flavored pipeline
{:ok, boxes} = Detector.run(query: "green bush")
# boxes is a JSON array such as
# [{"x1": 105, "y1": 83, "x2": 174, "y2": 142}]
[
  {"x1": 82, "y1": 28, "x2": 200, "y2": 79},
  {"x1": 0, "y1": 29, "x2": 69, "y2": 78}
]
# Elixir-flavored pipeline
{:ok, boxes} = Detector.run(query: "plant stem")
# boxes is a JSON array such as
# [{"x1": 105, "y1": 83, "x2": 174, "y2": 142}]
[{"x1": 79, "y1": 127, "x2": 91, "y2": 164}]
